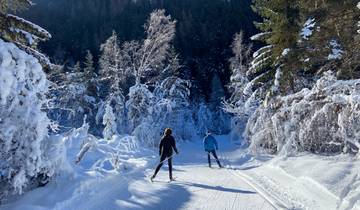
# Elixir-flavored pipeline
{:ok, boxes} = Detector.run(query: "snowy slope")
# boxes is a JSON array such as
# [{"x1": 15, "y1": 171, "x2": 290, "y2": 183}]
[{"x1": 2, "y1": 135, "x2": 359, "y2": 210}]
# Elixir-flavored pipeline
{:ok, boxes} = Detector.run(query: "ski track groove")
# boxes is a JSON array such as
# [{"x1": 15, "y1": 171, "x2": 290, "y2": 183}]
[{"x1": 220, "y1": 151, "x2": 291, "y2": 210}]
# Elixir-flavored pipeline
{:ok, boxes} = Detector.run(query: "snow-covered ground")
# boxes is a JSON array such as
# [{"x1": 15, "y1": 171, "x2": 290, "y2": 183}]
[{"x1": 2, "y1": 135, "x2": 359, "y2": 210}]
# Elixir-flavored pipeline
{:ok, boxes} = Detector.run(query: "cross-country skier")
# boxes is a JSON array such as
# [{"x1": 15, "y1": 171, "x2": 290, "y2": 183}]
[
  {"x1": 151, "y1": 128, "x2": 179, "y2": 182},
  {"x1": 203, "y1": 130, "x2": 222, "y2": 168}
]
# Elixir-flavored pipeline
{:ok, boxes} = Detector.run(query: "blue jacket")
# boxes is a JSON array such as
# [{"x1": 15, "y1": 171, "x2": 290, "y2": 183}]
[{"x1": 203, "y1": 135, "x2": 218, "y2": 152}]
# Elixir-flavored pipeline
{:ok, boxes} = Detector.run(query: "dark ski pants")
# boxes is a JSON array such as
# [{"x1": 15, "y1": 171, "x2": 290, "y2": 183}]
[
  {"x1": 153, "y1": 154, "x2": 173, "y2": 179},
  {"x1": 207, "y1": 150, "x2": 222, "y2": 168}
]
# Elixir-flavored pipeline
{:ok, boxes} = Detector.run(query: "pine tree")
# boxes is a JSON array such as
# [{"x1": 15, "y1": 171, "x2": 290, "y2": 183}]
[
  {"x1": 209, "y1": 73, "x2": 225, "y2": 110},
  {"x1": 103, "y1": 103, "x2": 117, "y2": 140},
  {"x1": 297, "y1": 0, "x2": 360, "y2": 79},
  {"x1": 83, "y1": 50, "x2": 98, "y2": 97},
  {"x1": 0, "y1": 1, "x2": 60, "y2": 198},
  {"x1": 224, "y1": 31, "x2": 259, "y2": 120},
  {"x1": 250, "y1": 0, "x2": 301, "y2": 101},
  {"x1": 84, "y1": 50, "x2": 95, "y2": 81},
  {"x1": 126, "y1": 84, "x2": 154, "y2": 132},
  {"x1": 0, "y1": 0, "x2": 52, "y2": 69},
  {"x1": 99, "y1": 31, "x2": 124, "y2": 98},
  {"x1": 69, "y1": 61, "x2": 81, "y2": 73}
]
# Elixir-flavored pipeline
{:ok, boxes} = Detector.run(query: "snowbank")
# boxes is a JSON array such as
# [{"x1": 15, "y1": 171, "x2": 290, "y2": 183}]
[
  {"x1": 246, "y1": 71, "x2": 360, "y2": 155},
  {"x1": 239, "y1": 153, "x2": 360, "y2": 210}
]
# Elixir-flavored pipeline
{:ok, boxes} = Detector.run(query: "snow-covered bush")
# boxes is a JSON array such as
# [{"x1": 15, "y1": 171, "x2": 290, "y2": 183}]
[
  {"x1": 246, "y1": 71, "x2": 360, "y2": 155},
  {"x1": 73, "y1": 121, "x2": 139, "y2": 173},
  {"x1": 0, "y1": 39, "x2": 61, "y2": 198}
]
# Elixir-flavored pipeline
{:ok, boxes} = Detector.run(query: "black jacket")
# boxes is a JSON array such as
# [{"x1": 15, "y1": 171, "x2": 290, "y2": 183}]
[{"x1": 159, "y1": 135, "x2": 178, "y2": 156}]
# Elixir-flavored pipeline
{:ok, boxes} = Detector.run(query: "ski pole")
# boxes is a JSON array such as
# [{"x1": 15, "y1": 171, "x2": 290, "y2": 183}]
[{"x1": 157, "y1": 154, "x2": 175, "y2": 165}]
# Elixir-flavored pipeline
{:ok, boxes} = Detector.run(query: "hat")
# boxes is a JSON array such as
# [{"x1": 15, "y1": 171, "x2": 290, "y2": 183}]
[{"x1": 164, "y1": 128, "x2": 172, "y2": 136}]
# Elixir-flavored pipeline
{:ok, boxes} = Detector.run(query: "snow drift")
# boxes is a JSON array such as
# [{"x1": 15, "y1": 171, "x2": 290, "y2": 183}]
[{"x1": 246, "y1": 71, "x2": 360, "y2": 155}]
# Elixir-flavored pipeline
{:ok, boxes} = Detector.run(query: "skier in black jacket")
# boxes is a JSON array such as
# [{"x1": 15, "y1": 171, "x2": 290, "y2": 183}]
[{"x1": 151, "y1": 128, "x2": 179, "y2": 182}]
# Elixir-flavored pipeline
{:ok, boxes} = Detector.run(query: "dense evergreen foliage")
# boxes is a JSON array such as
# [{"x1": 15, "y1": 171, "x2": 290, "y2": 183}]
[
  {"x1": 248, "y1": 0, "x2": 360, "y2": 103},
  {"x1": 228, "y1": 0, "x2": 360, "y2": 154}
]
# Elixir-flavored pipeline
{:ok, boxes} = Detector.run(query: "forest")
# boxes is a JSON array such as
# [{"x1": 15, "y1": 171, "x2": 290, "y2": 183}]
[{"x1": 1, "y1": 0, "x2": 360, "y2": 209}]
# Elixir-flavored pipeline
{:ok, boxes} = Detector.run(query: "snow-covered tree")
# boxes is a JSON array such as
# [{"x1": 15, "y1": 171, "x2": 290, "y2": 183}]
[
  {"x1": 69, "y1": 61, "x2": 81, "y2": 73},
  {"x1": 121, "y1": 9, "x2": 176, "y2": 85},
  {"x1": 226, "y1": 32, "x2": 252, "y2": 108},
  {"x1": 84, "y1": 50, "x2": 95, "y2": 76},
  {"x1": 245, "y1": 72, "x2": 360, "y2": 155},
  {"x1": 102, "y1": 103, "x2": 117, "y2": 140},
  {"x1": 47, "y1": 60, "x2": 98, "y2": 131},
  {"x1": 99, "y1": 31, "x2": 124, "y2": 97},
  {"x1": 83, "y1": 50, "x2": 99, "y2": 106},
  {"x1": 107, "y1": 91, "x2": 126, "y2": 134},
  {"x1": 0, "y1": 39, "x2": 63, "y2": 198},
  {"x1": 126, "y1": 84, "x2": 154, "y2": 132},
  {"x1": 0, "y1": 2, "x2": 66, "y2": 199},
  {"x1": 133, "y1": 74, "x2": 194, "y2": 145},
  {"x1": 124, "y1": 9, "x2": 177, "y2": 134},
  {"x1": 0, "y1": 0, "x2": 52, "y2": 69},
  {"x1": 223, "y1": 31, "x2": 259, "y2": 141},
  {"x1": 195, "y1": 103, "x2": 213, "y2": 135},
  {"x1": 208, "y1": 73, "x2": 231, "y2": 134},
  {"x1": 209, "y1": 73, "x2": 225, "y2": 110}
]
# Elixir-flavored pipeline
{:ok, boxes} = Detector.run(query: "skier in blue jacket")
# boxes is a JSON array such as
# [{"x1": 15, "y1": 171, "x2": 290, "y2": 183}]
[{"x1": 203, "y1": 130, "x2": 222, "y2": 168}]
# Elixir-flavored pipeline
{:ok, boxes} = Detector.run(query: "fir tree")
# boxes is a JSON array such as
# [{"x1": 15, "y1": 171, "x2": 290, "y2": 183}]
[
  {"x1": 103, "y1": 103, "x2": 117, "y2": 140},
  {"x1": 250, "y1": 0, "x2": 301, "y2": 100},
  {"x1": 83, "y1": 50, "x2": 98, "y2": 97},
  {"x1": 99, "y1": 31, "x2": 124, "y2": 98},
  {"x1": 0, "y1": 0, "x2": 52, "y2": 69},
  {"x1": 84, "y1": 50, "x2": 95, "y2": 81}
]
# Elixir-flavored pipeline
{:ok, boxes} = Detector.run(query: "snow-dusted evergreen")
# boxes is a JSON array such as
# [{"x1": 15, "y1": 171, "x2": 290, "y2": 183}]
[
  {"x1": 0, "y1": 1, "x2": 66, "y2": 200},
  {"x1": 0, "y1": 39, "x2": 61, "y2": 198},
  {"x1": 47, "y1": 62, "x2": 96, "y2": 130},
  {"x1": 225, "y1": 31, "x2": 254, "y2": 115},
  {"x1": 224, "y1": 31, "x2": 259, "y2": 141},
  {"x1": 102, "y1": 104, "x2": 118, "y2": 140},
  {"x1": 99, "y1": 31, "x2": 124, "y2": 98},
  {"x1": 126, "y1": 84, "x2": 154, "y2": 132},
  {"x1": 0, "y1": 0, "x2": 52, "y2": 69}
]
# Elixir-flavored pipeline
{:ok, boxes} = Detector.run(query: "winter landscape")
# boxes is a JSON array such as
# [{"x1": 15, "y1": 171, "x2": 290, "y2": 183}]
[{"x1": 1, "y1": 0, "x2": 360, "y2": 210}]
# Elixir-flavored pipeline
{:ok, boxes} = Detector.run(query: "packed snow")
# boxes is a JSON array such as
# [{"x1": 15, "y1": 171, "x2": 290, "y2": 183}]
[{"x1": 2, "y1": 132, "x2": 359, "y2": 210}]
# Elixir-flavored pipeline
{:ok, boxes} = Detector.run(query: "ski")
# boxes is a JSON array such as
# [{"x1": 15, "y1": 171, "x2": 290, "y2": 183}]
[{"x1": 168, "y1": 177, "x2": 177, "y2": 183}]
